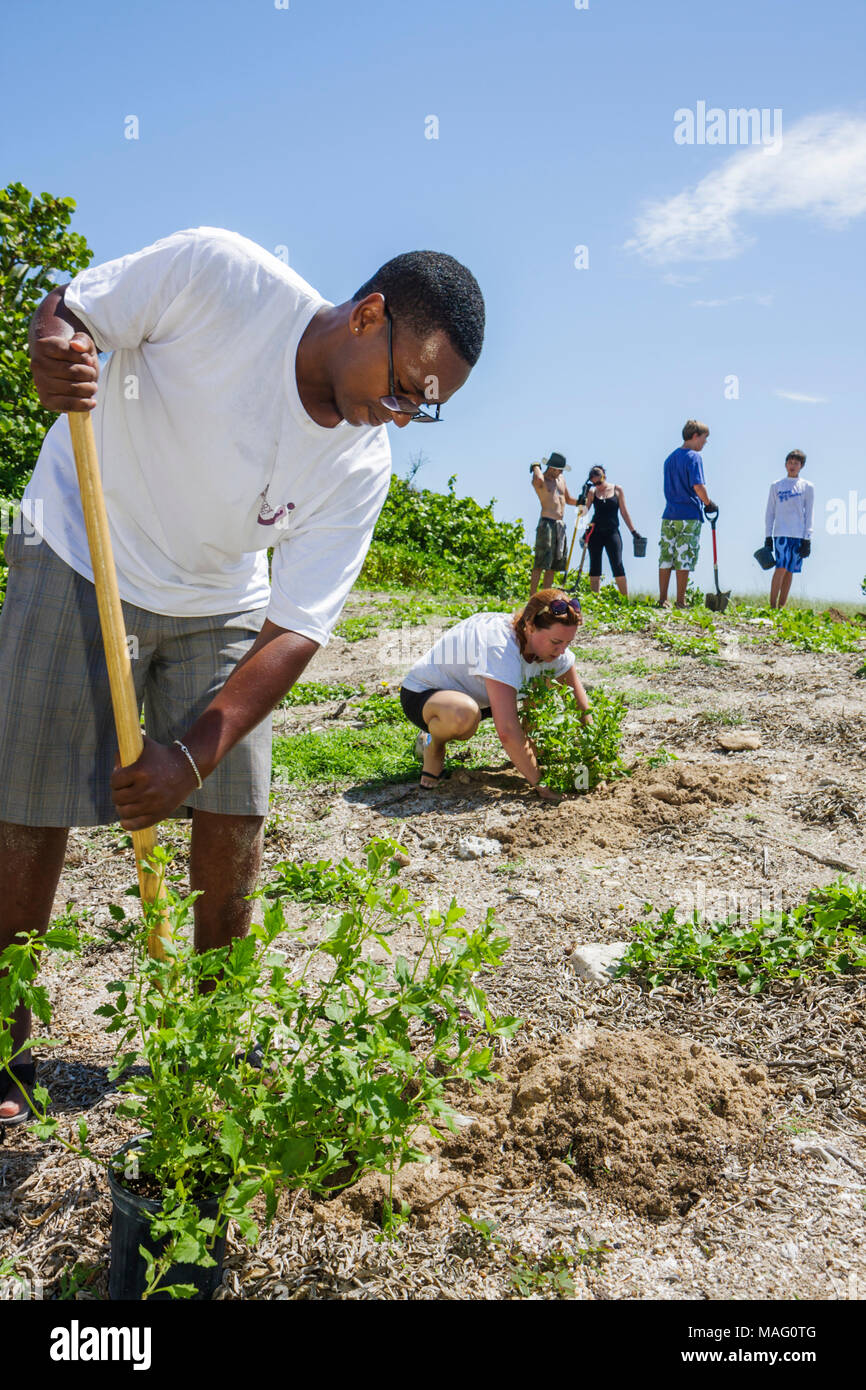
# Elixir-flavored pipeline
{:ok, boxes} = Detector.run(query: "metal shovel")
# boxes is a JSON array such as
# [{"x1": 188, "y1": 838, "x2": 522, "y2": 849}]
[{"x1": 704, "y1": 508, "x2": 731, "y2": 613}]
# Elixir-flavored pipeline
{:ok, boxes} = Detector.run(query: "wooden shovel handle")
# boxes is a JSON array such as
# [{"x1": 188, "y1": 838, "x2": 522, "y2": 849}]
[{"x1": 67, "y1": 412, "x2": 169, "y2": 958}]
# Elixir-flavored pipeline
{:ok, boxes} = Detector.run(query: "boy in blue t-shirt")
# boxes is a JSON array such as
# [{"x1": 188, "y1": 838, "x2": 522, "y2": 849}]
[
  {"x1": 658, "y1": 420, "x2": 717, "y2": 608},
  {"x1": 764, "y1": 449, "x2": 814, "y2": 609}
]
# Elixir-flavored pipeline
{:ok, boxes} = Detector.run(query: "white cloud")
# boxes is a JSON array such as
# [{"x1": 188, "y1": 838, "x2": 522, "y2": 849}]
[
  {"x1": 774, "y1": 389, "x2": 828, "y2": 404},
  {"x1": 662, "y1": 271, "x2": 701, "y2": 286},
  {"x1": 690, "y1": 292, "x2": 772, "y2": 308},
  {"x1": 626, "y1": 112, "x2": 866, "y2": 263}
]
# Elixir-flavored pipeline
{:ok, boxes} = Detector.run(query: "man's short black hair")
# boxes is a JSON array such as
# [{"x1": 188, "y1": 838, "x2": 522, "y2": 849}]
[{"x1": 353, "y1": 252, "x2": 485, "y2": 367}]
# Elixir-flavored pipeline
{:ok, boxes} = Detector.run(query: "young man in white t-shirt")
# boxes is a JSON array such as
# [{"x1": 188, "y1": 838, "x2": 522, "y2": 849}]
[
  {"x1": 0, "y1": 228, "x2": 484, "y2": 1125},
  {"x1": 763, "y1": 449, "x2": 814, "y2": 609}
]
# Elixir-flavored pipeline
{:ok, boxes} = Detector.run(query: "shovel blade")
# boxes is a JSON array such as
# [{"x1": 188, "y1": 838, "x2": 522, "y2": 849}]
[{"x1": 705, "y1": 591, "x2": 731, "y2": 613}]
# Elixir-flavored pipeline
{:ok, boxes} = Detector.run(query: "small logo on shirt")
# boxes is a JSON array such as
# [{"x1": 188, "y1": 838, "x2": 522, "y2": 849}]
[{"x1": 257, "y1": 486, "x2": 295, "y2": 528}]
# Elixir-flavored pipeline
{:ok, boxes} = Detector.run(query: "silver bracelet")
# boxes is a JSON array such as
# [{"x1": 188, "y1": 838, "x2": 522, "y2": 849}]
[{"x1": 173, "y1": 739, "x2": 203, "y2": 789}]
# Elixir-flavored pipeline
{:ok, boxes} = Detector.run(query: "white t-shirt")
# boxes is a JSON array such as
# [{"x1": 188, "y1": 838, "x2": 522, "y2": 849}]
[
  {"x1": 764, "y1": 476, "x2": 814, "y2": 541},
  {"x1": 402, "y1": 611, "x2": 576, "y2": 706},
  {"x1": 24, "y1": 228, "x2": 392, "y2": 645}
]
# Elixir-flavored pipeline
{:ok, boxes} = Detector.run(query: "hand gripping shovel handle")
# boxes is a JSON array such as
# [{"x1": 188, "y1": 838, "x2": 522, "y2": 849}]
[{"x1": 67, "y1": 413, "x2": 170, "y2": 958}]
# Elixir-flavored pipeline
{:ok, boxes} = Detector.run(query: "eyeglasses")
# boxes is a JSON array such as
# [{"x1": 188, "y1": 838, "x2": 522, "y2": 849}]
[{"x1": 379, "y1": 308, "x2": 441, "y2": 424}]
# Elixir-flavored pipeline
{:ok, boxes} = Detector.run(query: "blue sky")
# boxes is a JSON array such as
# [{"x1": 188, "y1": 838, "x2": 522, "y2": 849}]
[{"x1": 4, "y1": 0, "x2": 865, "y2": 600}]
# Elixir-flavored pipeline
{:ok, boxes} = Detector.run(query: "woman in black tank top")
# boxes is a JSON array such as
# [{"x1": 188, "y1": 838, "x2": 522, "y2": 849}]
[{"x1": 583, "y1": 466, "x2": 640, "y2": 597}]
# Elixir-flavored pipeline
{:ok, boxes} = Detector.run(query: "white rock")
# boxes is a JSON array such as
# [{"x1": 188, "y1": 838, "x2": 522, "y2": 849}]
[
  {"x1": 455, "y1": 835, "x2": 502, "y2": 860},
  {"x1": 567, "y1": 942, "x2": 630, "y2": 985}
]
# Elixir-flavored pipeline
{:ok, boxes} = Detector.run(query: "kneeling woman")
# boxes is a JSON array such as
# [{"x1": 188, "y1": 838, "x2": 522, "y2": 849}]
[{"x1": 400, "y1": 589, "x2": 589, "y2": 795}]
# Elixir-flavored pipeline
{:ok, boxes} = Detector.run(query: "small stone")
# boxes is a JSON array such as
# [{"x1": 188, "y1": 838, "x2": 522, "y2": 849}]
[
  {"x1": 391, "y1": 852, "x2": 410, "y2": 867},
  {"x1": 567, "y1": 942, "x2": 629, "y2": 984},
  {"x1": 455, "y1": 835, "x2": 502, "y2": 861},
  {"x1": 716, "y1": 732, "x2": 762, "y2": 752},
  {"x1": 419, "y1": 836, "x2": 438, "y2": 850}
]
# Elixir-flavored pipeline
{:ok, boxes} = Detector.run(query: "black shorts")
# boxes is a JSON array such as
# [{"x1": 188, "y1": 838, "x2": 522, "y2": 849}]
[
  {"x1": 587, "y1": 529, "x2": 625, "y2": 579},
  {"x1": 399, "y1": 686, "x2": 493, "y2": 732}
]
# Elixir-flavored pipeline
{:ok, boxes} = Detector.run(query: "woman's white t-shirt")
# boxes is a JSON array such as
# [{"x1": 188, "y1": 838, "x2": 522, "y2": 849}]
[
  {"x1": 24, "y1": 228, "x2": 392, "y2": 645},
  {"x1": 402, "y1": 611, "x2": 575, "y2": 706}
]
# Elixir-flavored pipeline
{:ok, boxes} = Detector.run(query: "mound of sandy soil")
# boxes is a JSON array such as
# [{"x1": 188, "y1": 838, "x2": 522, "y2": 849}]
[
  {"x1": 495, "y1": 761, "x2": 767, "y2": 852},
  {"x1": 320, "y1": 1028, "x2": 774, "y2": 1228}
]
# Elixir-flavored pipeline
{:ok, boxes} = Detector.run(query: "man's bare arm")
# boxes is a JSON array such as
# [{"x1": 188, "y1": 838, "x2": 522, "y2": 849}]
[
  {"x1": 29, "y1": 286, "x2": 100, "y2": 412},
  {"x1": 110, "y1": 620, "x2": 319, "y2": 830},
  {"x1": 694, "y1": 483, "x2": 718, "y2": 511}
]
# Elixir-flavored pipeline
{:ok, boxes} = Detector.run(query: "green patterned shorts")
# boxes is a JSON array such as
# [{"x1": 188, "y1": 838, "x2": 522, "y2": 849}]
[{"x1": 658, "y1": 518, "x2": 702, "y2": 571}]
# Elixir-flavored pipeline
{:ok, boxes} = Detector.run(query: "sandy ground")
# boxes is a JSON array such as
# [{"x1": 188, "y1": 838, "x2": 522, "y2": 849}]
[{"x1": 2, "y1": 594, "x2": 865, "y2": 1300}]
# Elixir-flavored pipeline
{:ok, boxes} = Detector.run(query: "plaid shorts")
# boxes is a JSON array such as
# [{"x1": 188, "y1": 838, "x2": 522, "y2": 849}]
[
  {"x1": 658, "y1": 518, "x2": 702, "y2": 571},
  {"x1": 0, "y1": 529, "x2": 272, "y2": 826},
  {"x1": 534, "y1": 517, "x2": 568, "y2": 571}
]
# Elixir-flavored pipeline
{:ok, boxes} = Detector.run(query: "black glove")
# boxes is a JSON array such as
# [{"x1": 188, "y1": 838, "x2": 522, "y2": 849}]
[
  {"x1": 765, "y1": 537, "x2": 773, "y2": 550},
  {"x1": 799, "y1": 539, "x2": 811, "y2": 558}
]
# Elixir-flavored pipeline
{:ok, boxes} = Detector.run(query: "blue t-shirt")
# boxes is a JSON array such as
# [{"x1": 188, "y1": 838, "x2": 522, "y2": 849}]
[{"x1": 662, "y1": 447, "x2": 706, "y2": 521}]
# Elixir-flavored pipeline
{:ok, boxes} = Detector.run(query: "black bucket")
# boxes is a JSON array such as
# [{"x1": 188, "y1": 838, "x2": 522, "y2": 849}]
[
  {"x1": 632, "y1": 533, "x2": 647, "y2": 558},
  {"x1": 108, "y1": 1138, "x2": 227, "y2": 1301}
]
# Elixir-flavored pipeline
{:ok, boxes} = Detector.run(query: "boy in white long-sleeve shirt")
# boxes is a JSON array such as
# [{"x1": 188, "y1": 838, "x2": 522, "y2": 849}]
[{"x1": 764, "y1": 449, "x2": 814, "y2": 609}]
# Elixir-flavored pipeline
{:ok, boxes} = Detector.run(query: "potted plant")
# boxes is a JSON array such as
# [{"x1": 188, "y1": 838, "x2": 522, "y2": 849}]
[{"x1": 25, "y1": 838, "x2": 518, "y2": 1299}]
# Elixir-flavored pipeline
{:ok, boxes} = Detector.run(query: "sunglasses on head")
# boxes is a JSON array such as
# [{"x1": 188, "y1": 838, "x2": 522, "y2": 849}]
[{"x1": 539, "y1": 595, "x2": 582, "y2": 618}]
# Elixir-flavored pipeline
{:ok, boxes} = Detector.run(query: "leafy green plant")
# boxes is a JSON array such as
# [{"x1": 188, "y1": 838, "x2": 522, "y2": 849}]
[
  {"x1": 367, "y1": 474, "x2": 532, "y2": 596},
  {"x1": 280, "y1": 681, "x2": 361, "y2": 707},
  {"x1": 351, "y1": 691, "x2": 403, "y2": 725},
  {"x1": 521, "y1": 675, "x2": 629, "y2": 792},
  {"x1": 644, "y1": 746, "x2": 678, "y2": 769},
  {"x1": 30, "y1": 841, "x2": 518, "y2": 1299},
  {"x1": 0, "y1": 183, "x2": 93, "y2": 498},
  {"x1": 334, "y1": 613, "x2": 381, "y2": 642},
  {"x1": 507, "y1": 1244, "x2": 579, "y2": 1299},
  {"x1": 56, "y1": 1261, "x2": 101, "y2": 1300},
  {"x1": 0, "y1": 924, "x2": 80, "y2": 1115},
  {"x1": 769, "y1": 607, "x2": 861, "y2": 654},
  {"x1": 456, "y1": 1217, "x2": 592, "y2": 1298},
  {"x1": 262, "y1": 855, "x2": 365, "y2": 906},
  {"x1": 616, "y1": 879, "x2": 866, "y2": 993}
]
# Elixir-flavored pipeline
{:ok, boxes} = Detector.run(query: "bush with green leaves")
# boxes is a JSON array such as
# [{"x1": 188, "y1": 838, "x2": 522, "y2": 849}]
[
  {"x1": 520, "y1": 675, "x2": 628, "y2": 792},
  {"x1": 368, "y1": 474, "x2": 532, "y2": 596},
  {"x1": 616, "y1": 878, "x2": 866, "y2": 993},
  {"x1": 0, "y1": 924, "x2": 80, "y2": 1106},
  {"x1": 0, "y1": 183, "x2": 92, "y2": 499},
  {"x1": 262, "y1": 856, "x2": 363, "y2": 906},
  {"x1": 24, "y1": 841, "x2": 518, "y2": 1298}
]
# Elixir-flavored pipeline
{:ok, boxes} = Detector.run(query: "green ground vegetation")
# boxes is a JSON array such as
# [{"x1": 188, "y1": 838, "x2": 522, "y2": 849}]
[{"x1": 616, "y1": 880, "x2": 866, "y2": 993}]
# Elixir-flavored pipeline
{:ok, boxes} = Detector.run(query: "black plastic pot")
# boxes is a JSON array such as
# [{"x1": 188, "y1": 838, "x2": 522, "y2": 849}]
[
  {"x1": 632, "y1": 533, "x2": 648, "y2": 558},
  {"x1": 108, "y1": 1137, "x2": 227, "y2": 1301}
]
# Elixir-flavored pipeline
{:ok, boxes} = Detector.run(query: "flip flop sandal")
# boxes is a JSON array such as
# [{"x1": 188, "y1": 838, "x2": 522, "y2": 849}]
[
  {"x1": 419, "y1": 770, "x2": 451, "y2": 789},
  {"x1": 0, "y1": 1063, "x2": 37, "y2": 1136}
]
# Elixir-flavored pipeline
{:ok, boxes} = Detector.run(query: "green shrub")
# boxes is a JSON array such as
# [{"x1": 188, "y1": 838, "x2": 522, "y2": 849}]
[
  {"x1": 520, "y1": 675, "x2": 629, "y2": 792},
  {"x1": 29, "y1": 842, "x2": 519, "y2": 1298},
  {"x1": 369, "y1": 475, "x2": 531, "y2": 596}
]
